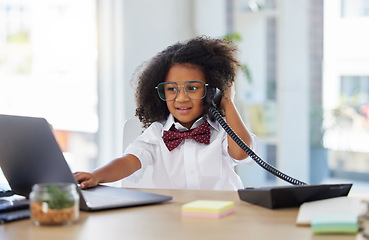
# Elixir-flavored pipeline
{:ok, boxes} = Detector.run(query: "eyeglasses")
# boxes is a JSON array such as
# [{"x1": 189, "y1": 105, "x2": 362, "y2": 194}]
[{"x1": 156, "y1": 80, "x2": 209, "y2": 101}]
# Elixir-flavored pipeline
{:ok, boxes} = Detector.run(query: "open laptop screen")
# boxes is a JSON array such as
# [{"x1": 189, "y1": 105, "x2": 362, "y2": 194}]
[{"x1": 0, "y1": 114, "x2": 81, "y2": 197}]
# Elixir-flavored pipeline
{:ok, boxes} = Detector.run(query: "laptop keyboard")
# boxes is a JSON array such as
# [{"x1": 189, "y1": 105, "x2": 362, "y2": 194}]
[
  {"x1": 81, "y1": 189, "x2": 133, "y2": 205},
  {"x1": 0, "y1": 184, "x2": 13, "y2": 197}
]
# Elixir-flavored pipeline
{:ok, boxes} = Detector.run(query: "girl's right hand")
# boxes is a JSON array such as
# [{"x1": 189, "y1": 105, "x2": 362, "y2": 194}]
[{"x1": 74, "y1": 171, "x2": 99, "y2": 189}]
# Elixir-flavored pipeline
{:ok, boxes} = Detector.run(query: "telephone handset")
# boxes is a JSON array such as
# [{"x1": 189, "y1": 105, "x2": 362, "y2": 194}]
[
  {"x1": 207, "y1": 87, "x2": 307, "y2": 186},
  {"x1": 206, "y1": 87, "x2": 222, "y2": 108}
]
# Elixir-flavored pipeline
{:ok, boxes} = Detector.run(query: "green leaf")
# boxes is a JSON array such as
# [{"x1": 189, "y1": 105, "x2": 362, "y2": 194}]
[
  {"x1": 224, "y1": 33, "x2": 242, "y2": 42},
  {"x1": 41, "y1": 185, "x2": 75, "y2": 209}
]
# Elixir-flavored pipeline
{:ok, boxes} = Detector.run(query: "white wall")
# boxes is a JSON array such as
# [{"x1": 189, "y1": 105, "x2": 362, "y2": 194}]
[
  {"x1": 123, "y1": 0, "x2": 195, "y2": 119},
  {"x1": 276, "y1": 0, "x2": 310, "y2": 184}
]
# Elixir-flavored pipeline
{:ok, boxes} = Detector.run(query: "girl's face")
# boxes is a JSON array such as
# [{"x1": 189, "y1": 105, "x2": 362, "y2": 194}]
[{"x1": 164, "y1": 63, "x2": 207, "y2": 129}]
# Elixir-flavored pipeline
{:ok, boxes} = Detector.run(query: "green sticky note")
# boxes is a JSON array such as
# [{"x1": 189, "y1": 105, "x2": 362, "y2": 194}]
[{"x1": 311, "y1": 213, "x2": 358, "y2": 234}]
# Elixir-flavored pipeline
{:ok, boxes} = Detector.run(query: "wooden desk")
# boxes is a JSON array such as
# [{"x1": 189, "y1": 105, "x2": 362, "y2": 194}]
[{"x1": 0, "y1": 188, "x2": 365, "y2": 240}]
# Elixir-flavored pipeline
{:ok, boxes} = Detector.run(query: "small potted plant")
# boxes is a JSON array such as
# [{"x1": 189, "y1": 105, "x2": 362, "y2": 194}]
[{"x1": 30, "y1": 183, "x2": 79, "y2": 225}]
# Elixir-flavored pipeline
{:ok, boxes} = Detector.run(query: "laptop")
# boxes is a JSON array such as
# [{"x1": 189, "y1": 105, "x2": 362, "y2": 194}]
[{"x1": 0, "y1": 114, "x2": 172, "y2": 211}]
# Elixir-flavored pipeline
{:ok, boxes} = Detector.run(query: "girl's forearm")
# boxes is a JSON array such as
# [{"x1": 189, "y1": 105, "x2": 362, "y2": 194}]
[
  {"x1": 92, "y1": 154, "x2": 141, "y2": 183},
  {"x1": 222, "y1": 98, "x2": 253, "y2": 160}
]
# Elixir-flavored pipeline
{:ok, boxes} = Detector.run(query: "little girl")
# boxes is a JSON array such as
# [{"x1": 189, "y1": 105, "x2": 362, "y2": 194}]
[{"x1": 75, "y1": 36, "x2": 257, "y2": 191}]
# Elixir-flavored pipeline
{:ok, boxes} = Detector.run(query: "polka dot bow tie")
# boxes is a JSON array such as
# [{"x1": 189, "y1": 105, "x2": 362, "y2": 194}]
[{"x1": 162, "y1": 122, "x2": 211, "y2": 151}]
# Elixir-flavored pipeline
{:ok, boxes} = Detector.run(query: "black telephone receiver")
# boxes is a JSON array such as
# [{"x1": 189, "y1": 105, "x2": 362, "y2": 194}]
[
  {"x1": 207, "y1": 86, "x2": 307, "y2": 185},
  {"x1": 206, "y1": 87, "x2": 222, "y2": 108}
]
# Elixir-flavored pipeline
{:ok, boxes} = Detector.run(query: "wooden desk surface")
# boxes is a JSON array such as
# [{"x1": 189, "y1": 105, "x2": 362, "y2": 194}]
[{"x1": 0, "y1": 188, "x2": 365, "y2": 240}]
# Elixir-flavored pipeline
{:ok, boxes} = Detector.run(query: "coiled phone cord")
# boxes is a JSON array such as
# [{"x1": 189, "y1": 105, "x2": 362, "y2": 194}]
[{"x1": 209, "y1": 106, "x2": 307, "y2": 186}]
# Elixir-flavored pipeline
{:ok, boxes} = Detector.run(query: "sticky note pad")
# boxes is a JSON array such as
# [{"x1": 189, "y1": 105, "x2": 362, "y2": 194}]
[
  {"x1": 181, "y1": 200, "x2": 234, "y2": 218},
  {"x1": 311, "y1": 213, "x2": 359, "y2": 234}
]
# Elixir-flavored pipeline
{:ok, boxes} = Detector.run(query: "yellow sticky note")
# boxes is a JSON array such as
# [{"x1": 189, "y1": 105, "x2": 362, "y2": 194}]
[{"x1": 182, "y1": 200, "x2": 234, "y2": 213}]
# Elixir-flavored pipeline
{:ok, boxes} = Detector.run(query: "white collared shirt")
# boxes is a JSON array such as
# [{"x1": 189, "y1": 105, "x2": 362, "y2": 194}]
[{"x1": 124, "y1": 114, "x2": 257, "y2": 191}]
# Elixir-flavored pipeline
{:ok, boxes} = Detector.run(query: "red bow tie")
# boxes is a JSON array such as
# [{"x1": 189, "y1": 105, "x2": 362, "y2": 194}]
[{"x1": 163, "y1": 122, "x2": 211, "y2": 151}]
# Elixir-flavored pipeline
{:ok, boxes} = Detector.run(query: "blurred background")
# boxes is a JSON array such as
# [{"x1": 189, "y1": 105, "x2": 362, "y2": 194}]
[{"x1": 1, "y1": 0, "x2": 369, "y2": 191}]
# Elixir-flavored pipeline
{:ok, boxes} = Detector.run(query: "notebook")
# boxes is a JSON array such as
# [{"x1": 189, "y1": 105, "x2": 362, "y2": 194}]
[
  {"x1": 0, "y1": 114, "x2": 172, "y2": 211},
  {"x1": 296, "y1": 196, "x2": 366, "y2": 226}
]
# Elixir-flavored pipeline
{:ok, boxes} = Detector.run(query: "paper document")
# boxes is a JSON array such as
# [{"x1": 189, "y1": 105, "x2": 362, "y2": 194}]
[{"x1": 296, "y1": 196, "x2": 367, "y2": 226}]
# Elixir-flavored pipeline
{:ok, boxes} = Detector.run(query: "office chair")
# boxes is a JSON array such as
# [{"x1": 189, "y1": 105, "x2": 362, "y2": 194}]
[
  {"x1": 122, "y1": 118, "x2": 142, "y2": 153},
  {"x1": 121, "y1": 118, "x2": 154, "y2": 188}
]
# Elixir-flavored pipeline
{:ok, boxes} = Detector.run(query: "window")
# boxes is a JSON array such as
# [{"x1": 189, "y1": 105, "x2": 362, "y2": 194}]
[
  {"x1": 0, "y1": 0, "x2": 98, "y2": 175},
  {"x1": 324, "y1": 1, "x2": 369, "y2": 182},
  {"x1": 324, "y1": 76, "x2": 369, "y2": 179},
  {"x1": 341, "y1": 0, "x2": 369, "y2": 18}
]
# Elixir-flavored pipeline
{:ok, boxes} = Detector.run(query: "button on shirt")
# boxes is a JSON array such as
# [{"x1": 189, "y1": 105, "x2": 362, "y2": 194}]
[{"x1": 124, "y1": 114, "x2": 257, "y2": 191}]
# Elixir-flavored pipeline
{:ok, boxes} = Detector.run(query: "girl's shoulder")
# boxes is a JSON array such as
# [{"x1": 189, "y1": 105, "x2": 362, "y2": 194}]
[{"x1": 140, "y1": 120, "x2": 165, "y2": 139}]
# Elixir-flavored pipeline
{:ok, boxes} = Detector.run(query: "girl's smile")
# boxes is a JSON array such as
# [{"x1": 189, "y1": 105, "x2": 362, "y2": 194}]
[{"x1": 175, "y1": 105, "x2": 192, "y2": 113}]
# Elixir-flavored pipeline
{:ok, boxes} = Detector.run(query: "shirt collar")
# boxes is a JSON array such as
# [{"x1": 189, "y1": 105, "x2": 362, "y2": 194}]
[
  {"x1": 162, "y1": 114, "x2": 220, "y2": 132},
  {"x1": 207, "y1": 118, "x2": 220, "y2": 131}
]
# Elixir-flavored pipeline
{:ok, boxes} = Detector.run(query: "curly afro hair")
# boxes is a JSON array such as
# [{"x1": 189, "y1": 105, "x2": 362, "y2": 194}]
[{"x1": 131, "y1": 36, "x2": 242, "y2": 128}]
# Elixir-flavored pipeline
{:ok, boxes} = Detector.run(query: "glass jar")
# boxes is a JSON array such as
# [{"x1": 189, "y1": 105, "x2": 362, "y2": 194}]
[{"x1": 30, "y1": 183, "x2": 79, "y2": 225}]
